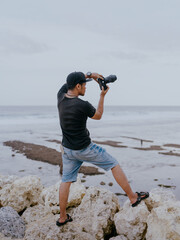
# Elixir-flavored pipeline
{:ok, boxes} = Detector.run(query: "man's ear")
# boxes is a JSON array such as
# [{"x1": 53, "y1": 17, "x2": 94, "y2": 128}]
[{"x1": 76, "y1": 83, "x2": 81, "y2": 89}]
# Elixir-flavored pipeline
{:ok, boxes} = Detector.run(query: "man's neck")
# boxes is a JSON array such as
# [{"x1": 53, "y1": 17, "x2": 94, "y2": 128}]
[{"x1": 66, "y1": 90, "x2": 78, "y2": 98}]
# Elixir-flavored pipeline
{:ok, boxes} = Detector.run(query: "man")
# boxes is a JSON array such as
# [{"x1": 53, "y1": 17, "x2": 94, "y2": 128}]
[{"x1": 56, "y1": 71, "x2": 149, "y2": 226}]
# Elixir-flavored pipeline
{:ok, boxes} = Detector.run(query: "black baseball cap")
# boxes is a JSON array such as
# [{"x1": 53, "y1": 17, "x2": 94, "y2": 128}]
[{"x1": 66, "y1": 71, "x2": 92, "y2": 89}]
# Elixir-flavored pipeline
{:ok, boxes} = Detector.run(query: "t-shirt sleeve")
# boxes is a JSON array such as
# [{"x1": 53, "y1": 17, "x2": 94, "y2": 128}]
[{"x1": 83, "y1": 101, "x2": 96, "y2": 118}]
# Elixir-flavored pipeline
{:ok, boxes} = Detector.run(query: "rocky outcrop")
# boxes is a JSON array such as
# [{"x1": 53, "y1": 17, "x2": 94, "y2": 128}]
[
  {"x1": 114, "y1": 201, "x2": 149, "y2": 240},
  {"x1": 146, "y1": 200, "x2": 180, "y2": 240},
  {"x1": 24, "y1": 186, "x2": 120, "y2": 240},
  {"x1": 0, "y1": 206, "x2": 26, "y2": 239},
  {"x1": 0, "y1": 175, "x2": 43, "y2": 212},
  {"x1": 72, "y1": 186, "x2": 120, "y2": 240},
  {"x1": 113, "y1": 188, "x2": 180, "y2": 240},
  {"x1": 109, "y1": 236, "x2": 128, "y2": 240},
  {"x1": 41, "y1": 178, "x2": 86, "y2": 214},
  {"x1": 0, "y1": 174, "x2": 180, "y2": 240},
  {"x1": 22, "y1": 204, "x2": 53, "y2": 225},
  {"x1": 0, "y1": 175, "x2": 19, "y2": 190},
  {"x1": 145, "y1": 188, "x2": 177, "y2": 211},
  {"x1": 24, "y1": 213, "x2": 96, "y2": 240}
]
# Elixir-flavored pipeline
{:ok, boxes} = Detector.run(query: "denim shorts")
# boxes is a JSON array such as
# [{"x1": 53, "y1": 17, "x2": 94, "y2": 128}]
[{"x1": 62, "y1": 142, "x2": 119, "y2": 182}]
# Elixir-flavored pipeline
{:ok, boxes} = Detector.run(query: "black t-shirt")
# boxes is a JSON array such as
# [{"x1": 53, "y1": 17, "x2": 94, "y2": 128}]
[{"x1": 57, "y1": 84, "x2": 96, "y2": 150}]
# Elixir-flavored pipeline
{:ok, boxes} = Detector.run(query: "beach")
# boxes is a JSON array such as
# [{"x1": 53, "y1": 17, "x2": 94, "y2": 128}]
[{"x1": 0, "y1": 105, "x2": 180, "y2": 205}]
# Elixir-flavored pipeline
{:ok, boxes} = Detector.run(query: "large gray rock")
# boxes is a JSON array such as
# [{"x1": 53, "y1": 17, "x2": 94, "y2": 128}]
[
  {"x1": 114, "y1": 200, "x2": 149, "y2": 240},
  {"x1": 0, "y1": 232, "x2": 21, "y2": 240},
  {"x1": 0, "y1": 206, "x2": 26, "y2": 239},
  {"x1": 0, "y1": 233, "x2": 11, "y2": 240},
  {"x1": 0, "y1": 175, "x2": 43, "y2": 212}
]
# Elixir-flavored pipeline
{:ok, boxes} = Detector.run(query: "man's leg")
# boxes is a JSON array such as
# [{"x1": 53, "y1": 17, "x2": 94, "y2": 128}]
[
  {"x1": 70, "y1": 143, "x2": 143, "y2": 205},
  {"x1": 58, "y1": 181, "x2": 72, "y2": 223},
  {"x1": 111, "y1": 164, "x2": 138, "y2": 204}
]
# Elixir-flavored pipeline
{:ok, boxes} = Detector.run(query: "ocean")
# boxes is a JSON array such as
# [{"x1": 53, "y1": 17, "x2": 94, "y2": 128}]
[{"x1": 0, "y1": 105, "x2": 180, "y2": 205}]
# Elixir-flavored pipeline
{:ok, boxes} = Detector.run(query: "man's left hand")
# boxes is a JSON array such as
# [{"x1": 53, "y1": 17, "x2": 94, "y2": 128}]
[{"x1": 88, "y1": 73, "x2": 104, "y2": 82}]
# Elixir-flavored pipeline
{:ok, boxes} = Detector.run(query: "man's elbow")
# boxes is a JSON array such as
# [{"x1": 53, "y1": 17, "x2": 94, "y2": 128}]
[
  {"x1": 96, "y1": 115, "x2": 102, "y2": 120},
  {"x1": 91, "y1": 111, "x2": 102, "y2": 120}
]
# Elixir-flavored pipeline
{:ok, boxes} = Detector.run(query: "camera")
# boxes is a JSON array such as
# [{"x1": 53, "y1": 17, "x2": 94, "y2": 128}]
[{"x1": 97, "y1": 75, "x2": 117, "y2": 90}]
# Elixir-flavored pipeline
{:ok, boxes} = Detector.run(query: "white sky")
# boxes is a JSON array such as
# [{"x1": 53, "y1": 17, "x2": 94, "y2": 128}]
[{"x1": 0, "y1": 0, "x2": 180, "y2": 106}]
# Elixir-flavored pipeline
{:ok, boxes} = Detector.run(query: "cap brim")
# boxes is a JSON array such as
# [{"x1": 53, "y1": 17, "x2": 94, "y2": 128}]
[{"x1": 85, "y1": 78, "x2": 93, "y2": 82}]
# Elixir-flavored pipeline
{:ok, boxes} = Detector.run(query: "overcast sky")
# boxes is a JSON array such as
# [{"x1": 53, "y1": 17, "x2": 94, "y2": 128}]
[{"x1": 0, "y1": 0, "x2": 180, "y2": 106}]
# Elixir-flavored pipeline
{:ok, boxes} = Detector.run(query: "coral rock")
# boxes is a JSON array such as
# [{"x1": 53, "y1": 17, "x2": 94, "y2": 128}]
[
  {"x1": 41, "y1": 177, "x2": 86, "y2": 214},
  {"x1": 0, "y1": 175, "x2": 19, "y2": 190},
  {"x1": 145, "y1": 188, "x2": 176, "y2": 211},
  {"x1": 0, "y1": 176, "x2": 43, "y2": 212},
  {"x1": 25, "y1": 186, "x2": 120, "y2": 240},
  {"x1": 24, "y1": 213, "x2": 93, "y2": 240},
  {"x1": 72, "y1": 186, "x2": 120, "y2": 240},
  {"x1": 146, "y1": 201, "x2": 180, "y2": 240},
  {"x1": 109, "y1": 236, "x2": 128, "y2": 240},
  {"x1": 114, "y1": 200, "x2": 149, "y2": 240},
  {"x1": 22, "y1": 204, "x2": 53, "y2": 224}
]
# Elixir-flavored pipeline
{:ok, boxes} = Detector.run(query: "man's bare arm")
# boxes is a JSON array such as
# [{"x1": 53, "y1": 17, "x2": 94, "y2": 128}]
[{"x1": 91, "y1": 86, "x2": 109, "y2": 120}]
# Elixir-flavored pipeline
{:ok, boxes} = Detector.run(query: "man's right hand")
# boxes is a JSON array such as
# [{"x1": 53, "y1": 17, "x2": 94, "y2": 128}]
[{"x1": 100, "y1": 86, "x2": 109, "y2": 97}]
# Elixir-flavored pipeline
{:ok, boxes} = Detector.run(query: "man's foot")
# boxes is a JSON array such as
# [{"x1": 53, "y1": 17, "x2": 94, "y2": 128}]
[
  {"x1": 131, "y1": 192, "x2": 149, "y2": 207},
  {"x1": 56, "y1": 214, "x2": 73, "y2": 227}
]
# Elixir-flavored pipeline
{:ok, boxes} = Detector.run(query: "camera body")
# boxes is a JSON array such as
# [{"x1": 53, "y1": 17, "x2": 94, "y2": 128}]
[{"x1": 97, "y1": 75, "x2": 117, "y2": 90}]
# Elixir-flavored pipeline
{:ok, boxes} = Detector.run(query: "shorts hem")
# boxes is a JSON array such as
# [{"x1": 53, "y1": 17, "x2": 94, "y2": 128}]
[
  {"x1": 62, "y1": 178, "x2": 77, "y2": 183},
  {"x1": 105, "y1": 162, "x2": 119, "y2": 171}
]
